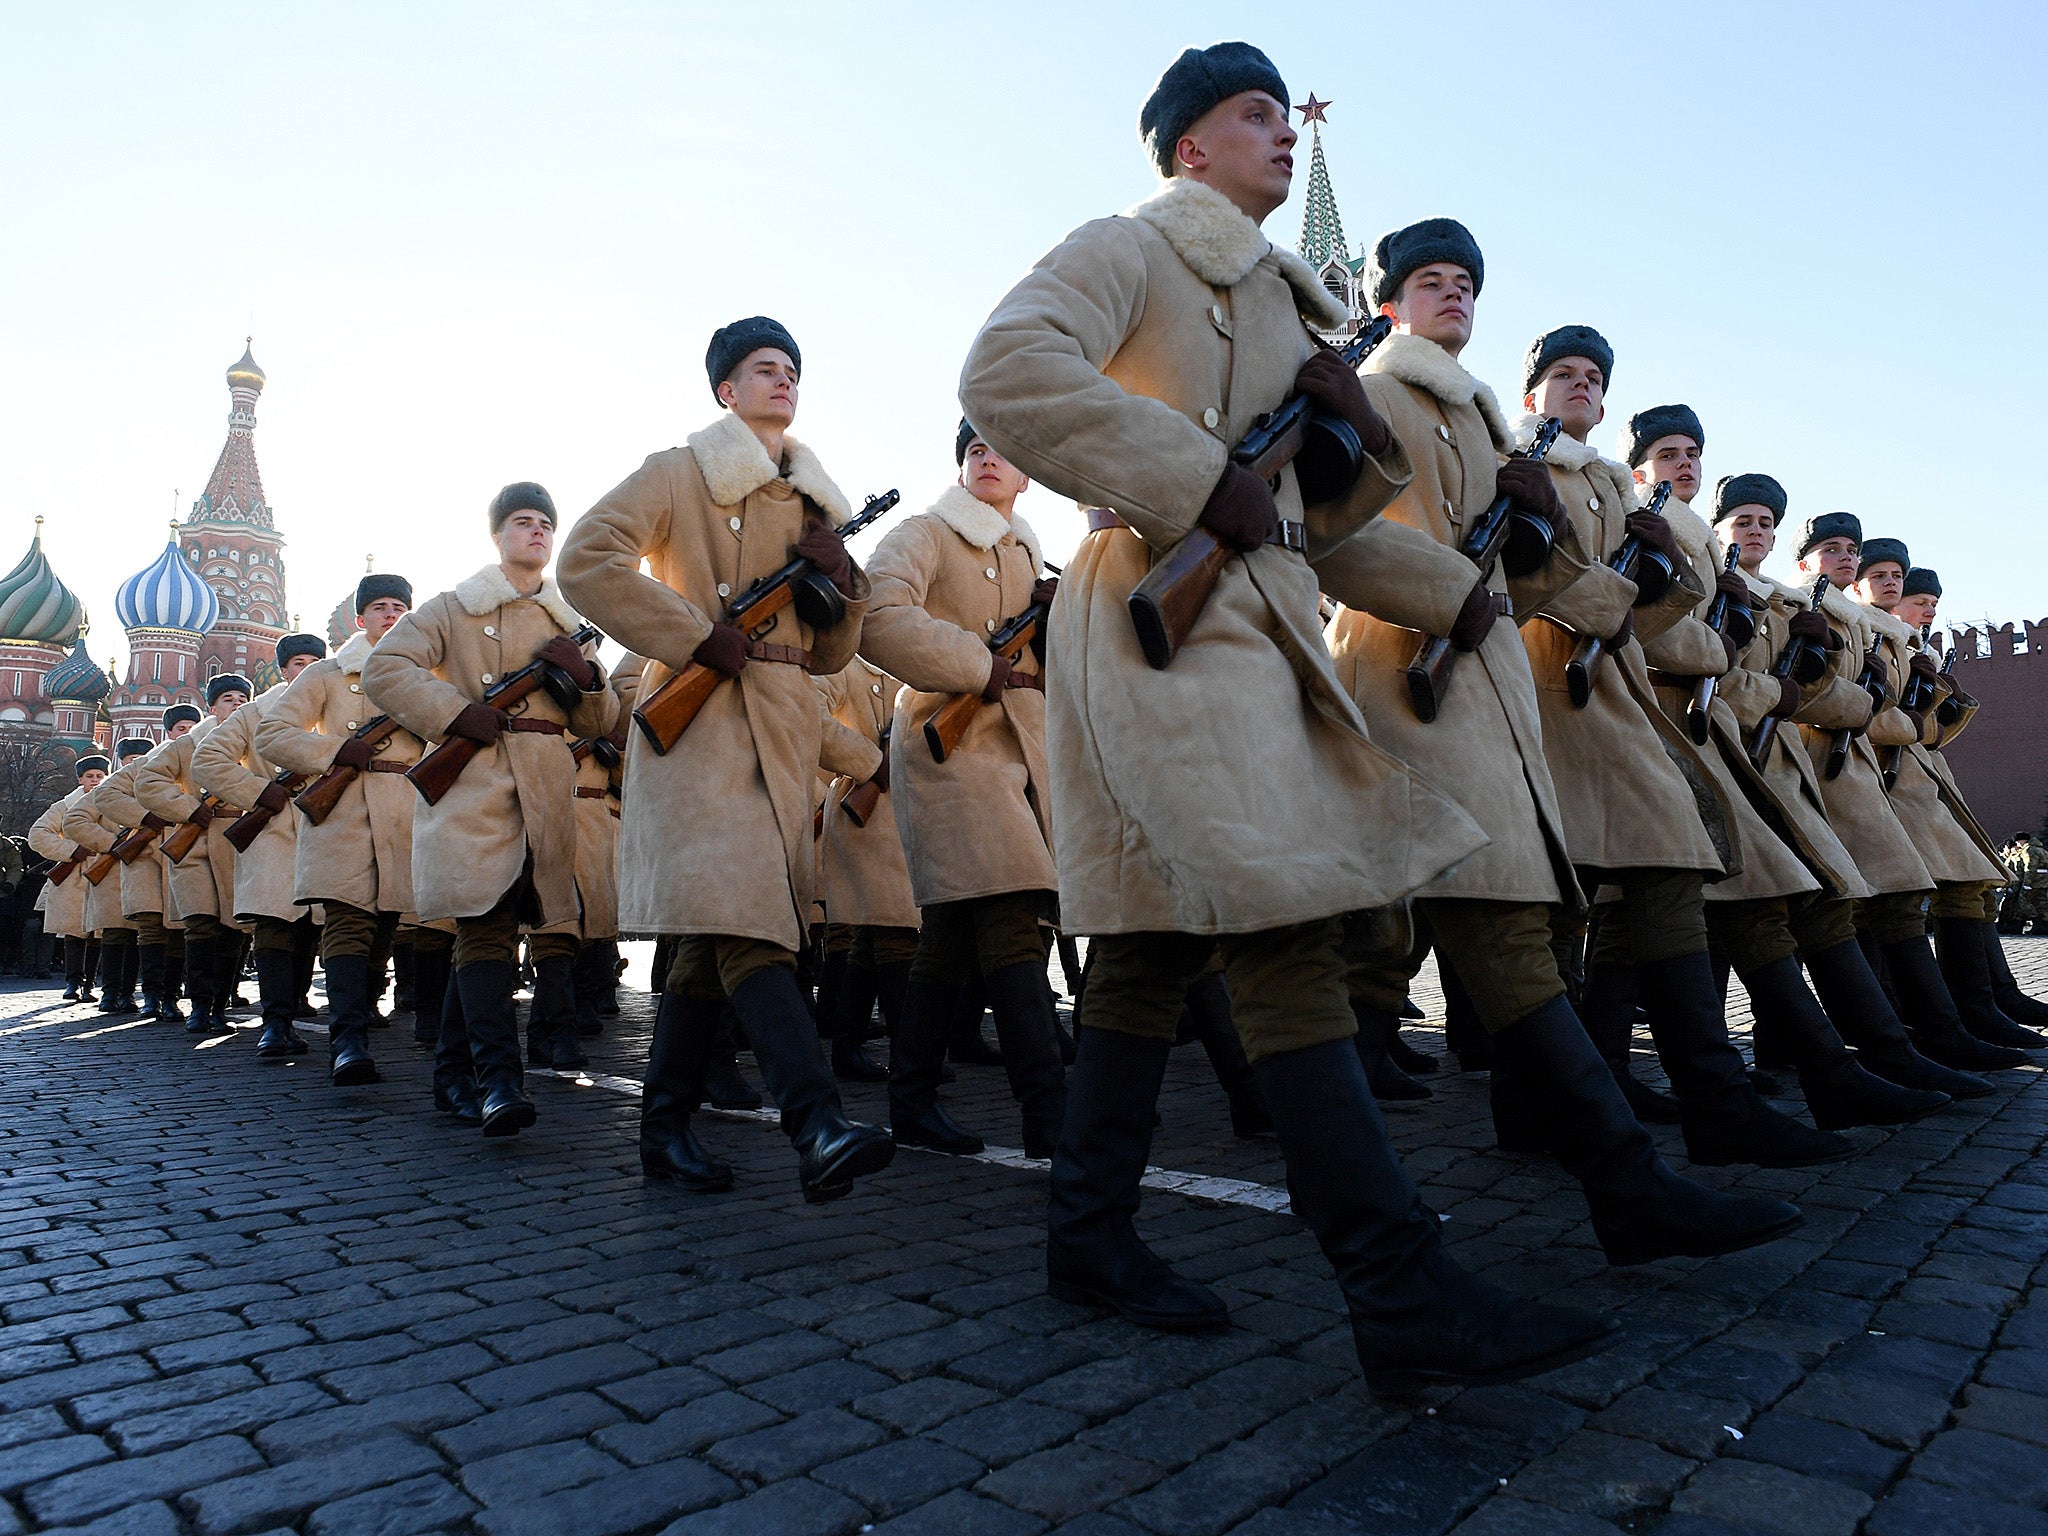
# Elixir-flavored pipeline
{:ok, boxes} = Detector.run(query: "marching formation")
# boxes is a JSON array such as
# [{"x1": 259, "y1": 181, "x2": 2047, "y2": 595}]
[{"x1": 23, "y1": 40, "x2": 2044, "y2": 1396}]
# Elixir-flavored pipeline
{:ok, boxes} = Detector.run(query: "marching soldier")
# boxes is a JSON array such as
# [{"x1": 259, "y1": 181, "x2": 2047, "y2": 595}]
[
  {"x1": 258, "y1": 575, "x2": 425, "y2": 1088},
  {"x1": 194, "y1": 634, "x2": 326, "y2": 1059},
  {"x1": 28, "y1": 754, "x2": 109, "y2": 1002},
  {"x1": 960, "y1": 44, "x2": 1657, "y2": 1386},
  {"x1": 64, "y1": 738, "x2": 157, "y2": 1013},
  {"x1": 856, "y1": 425, "x2": 1066, "y2": 1157},
  {"x1": 552, "y1": 655, "x2": 642, "y2": 1063},
  {"x1": 87, "y1": 710, "x2": 197, "y2": 1022},
  {"x1": 134, "y1": 673, "x2": 251, "y2": 1035},
  {"x1": 558, "y1": 317, "x2": 894, "y2": 1201},
  {"x1": 363, "y1": 489, "x2": 616, "y2": 1136}
]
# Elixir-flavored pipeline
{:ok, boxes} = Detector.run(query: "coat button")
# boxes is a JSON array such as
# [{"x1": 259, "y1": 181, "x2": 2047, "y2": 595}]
[
  {"x1": 1587, "y1": 495, "x2": 1600, "y2": 511},
  {"x1": 728, "y1": 516, "x2": 742, "y2": 532},
  {"x1": 348, "y1": 683, "x2": 360, "y2": 693},
  {"x1": 871, "y1": 682, "x2": 882, "y2": 695},
  {"x1": 717, "y1": 583, "x2": 731, "y2": 598},
  {"x1": 1437, "y1": 424, "x2": 1452, "y2": 442},
  {"x1": 483, "y1": 625, "x2": 495, "y2": 636},
  {"x1": 985, "y1": 619, "x2": 997, "y2": 633},
  {"x1": 1442, "y1": 498, "x2": 1455, "y2": 516},
  {"x1": 481, "y1": 673, "x2": 493, "y2": 684},
  {"x1": 1202, "y1": 408, "x2": 1220, "y2": 429},
  {"x1": 984, "y1": 566, "x2": 998, "y2": 580},
  {"x1": 345, "y1": 721, "x2": 357, "y2": 730},
  {"x1": 1210, "y1": 303, "x2": 1225, "y2": 326}
]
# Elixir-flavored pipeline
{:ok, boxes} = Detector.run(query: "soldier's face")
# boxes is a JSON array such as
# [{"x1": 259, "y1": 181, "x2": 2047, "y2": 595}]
[
  {"x1": 960, "y1": 439, "x2": 1028, "y2": 510},
  {"x1": 1174, "y1": 91, "x2": 1296, "y2": 222},
  {"x1": 1895, "y1": 592, "x2": 1938, "y2": 627},
  {"x1": 78, "y1": 770, "x2": 104, "y2": 790},
  {"x1": 1385, "y1": 265, "x2": 1475, "y2": 355},
  {"x1": 1802, "y1": 536, "x2": 1859, "y2": 587},
  {"x1": 1855, "y1": 562, "x2": 1904, "y2": 611},
  {"x1": 210, "y1": 691, "x2": 248, "y2": 719},
  {"x1": 717, "y1": 350, "x2": 798, "y2": 427},
  {"x1": 168, "y1": 721, "x2": 194, "y2": 739},
  {"x1": 1526, "y1": 359, "x2": 1605, "y2": 441},
  {"x1": 494, "y1": 511, "x2": 554, "y2": 572},
  {"x1": 282, "y1": 655, "x2": 317, "y2": 681},
  {"x1": 357, "y1": 597, "x2": 411, "y2": 645},
  {"x1": 1635, "y1": 436, "x2": 1702, "y2": 504},
  {"x1": 1723, "y1": 508, "x2": 1777, "y2": 570}
]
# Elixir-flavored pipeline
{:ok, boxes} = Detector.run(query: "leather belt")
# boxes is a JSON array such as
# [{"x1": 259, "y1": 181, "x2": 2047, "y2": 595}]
[
  {"x1": 1006, "y1": 672, "x2": 1044, "y2": 692},
  {"x1": 746, "y1": 641, "x2": 812, "y2": 667},
  {"x1": 1085, "y1": 506, "x2": 1305, "y2": 552},
  {"x1": 1647, "y1": 670, "x2": 1701, "y2": 691},
  {"x1": 504, "y1": 718, "x2": 565, "y2": 736},
  {"x1": 1490, "y1": 591, "x2": 1515, "y2": 620},
  {"x1": 574, "y1": 786, "x2": 607, "y2": 799},
  {"x1": 365, "y1": 760, "x2": 411, "y2": 773},
  {"x1": 609, "y1": 807, "x2": 620, "y2": 820}
]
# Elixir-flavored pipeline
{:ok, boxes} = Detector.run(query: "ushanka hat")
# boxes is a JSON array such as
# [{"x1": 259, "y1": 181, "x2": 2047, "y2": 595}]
[
  {"x1": 162, "y1": 704, "x2": 201, "y2": 730},
  {"x1": 1796, "y1": 511, "x2": 1862, "y2": 560},
  {"x1": 205, "y1": 674, "x2": 252, "y2": 706},
  {"x1": 1522, "y1": 325, "x2": 1613, "y2": 395},
  {"x1": 275, "y1": 633, "x2": 326, "y2": 668},
  {"x1": 1903, "y1": 567, "x2": 1942, "y2": 598},
  {"x1": 705, "y1": 316, "x2": 800, "y2": 402},
  {"x1": 1368, "y1": 218, "x2": 1485, "y2": 309},
  {"x1": 1621, "y1": 404, "x2": 1705, "y2": 468},
  {"x1": 1857, "y1": 537, "x2": 1910, "y2": 578},
  {"x1": 115, "y1": 738, "x2": 153, "y2": 759},
  {"x1": 489, "y1": 482, "x2": 556, "y2": 533},
  {"x1": 955, "y1": 418, "x2": 979, "y2": 466},
  {"x1": 1711, "y1": 473, "x2": 1788, "y2": 525},
  {"x1": 354, "y1": 574, "x2": 413, "y2": 613},
  {"x1": 74, "y1": 754, "x2": 109, "y2": 776},
  {"x1": 1139, "y1": 42, "x2": 1288, "y2": 176}
]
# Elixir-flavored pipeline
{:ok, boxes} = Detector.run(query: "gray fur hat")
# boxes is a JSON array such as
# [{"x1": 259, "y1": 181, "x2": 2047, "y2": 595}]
[
  {"x1": 489, "y1": 482, "x2": 556, "y2": 533},
  {"x1": 1711, "y1": 472, "x2": 1788, "y2": 525},
  {"x1": 75, "y1": 754, "x2": 109, "y2": 777},
  {"x1": 205, "y1": 674, "x2": 252, "y2": 706},
  {"x1": 1857, "y1": 537, "x2": 1910, "y2": 578},
  {"x1": 275, "y1": 633, "x2": 326, "y2": 668},
  {"x1": 1796, "y1": 510, "x2": 1862, "y2": 560},
  {"x1": 115, "y1": 738, "x2": 154, "y2": 760},
  {"x1": 705, "y1": 316, "x2": 800, "y2": 402},
  {"x1": 1621, "y1": 404, "x2": 1704, "y2": 468},
  {"x1": 1139, "y1": 42, "x2": 1288, "y2": 177},
  {"x1": 1367, "y1": 218, "x2": 1484, "y2": 309},
  {"x1": 162, "y1": 704, "x2": 201, "y2": 730},
  {"x1": 1522, "y1": 325, "x2": 1613, "y2": 396},
  {"x1": 955, "y1": 418, "x2": 979, "y2": 466},
  {"x1": 1903, "y1": 567, "x2": 1942, "y2": 599},
  {"x1": 355, "y1": 574, "x2": 413, "y2": 614}
]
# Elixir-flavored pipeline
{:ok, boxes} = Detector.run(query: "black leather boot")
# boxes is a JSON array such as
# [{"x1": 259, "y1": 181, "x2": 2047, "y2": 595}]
[
  {"x1": 393, "y1": 939, "x2": 416, "y2": 1015},
  {"x1": 181, "y1": 936, "x2": 215, "y2": 1035},
  {"x1": 888, "y1": 970, "x2": 985, "y2": 1155},
  {"x1": 62, "y1": 937, "x2": 86, "y2": 1000},
  {"x1": 1048, "y1": 1028, "x2": 1228, "y2": 1330},
  {"x1": 1935, "y1": 917, "x2": 2047, "y2": 1048},
  {"x1": 1741, "y1": 956, "x2": 1949, "y2": 1128},
  {"x1": 829, "y1": 959, "x2": 888, "y2": 1083},
  {"x1": 1181, "y1": 971, "x2": 1271, "y2": 1138},
  {"x1": 640, "y1": 992, "x2": 733, "y2": 1191},
  {"x1": 1582, "y1": 962, "x2": 1683, "y2": 1124},
  {"x1": 412, "y1": 943, "x2": 451, "y2": 1050},
  {"x1": 704, "y1": 1007, "x2": 763, "y2": 1109},
  {"x1": 160, "y1": 942, "x2": 188, "y2": 1025},
  {"x1": 209, "y1": 939, "x2": 238, "y2": 1031},
  {"x1": 1640, "y1": 951, "x2": 1855, "y2": 1167},
  {"x1": 571, "y1": 943, "x2": 605, "y2": 1037},
  {"x1": 531, "y1": 953, "x2": 587, "y2": 1069},
  {"x1": 595, "y1": 940, "x2": 622, "y2": 1017},
  {"x1": 988, "y1": 961, "x2": 1069, "y2": 1158},
  {"x1": 1881, "y1": 934, "x2": 2029, "y2": 1070},
  {"x1": 1983, "y1": 922, "x2": 2048, "y2": 1030},
  {"x1": 254, "y1": 947, "x2": 299, "y2": 1060},
  {"x1": 1353, "y1": 1002, "x2": 1431, "y2": 1104},
  {"x1": 325, "y1": 953, "x2": 380, "y2": 1086},
  {"x1": 947, "y1": 974, "x2": 1005, "y2": 1065},
  {"x1": 1257, "y1": 1034, "x2": 1617, "y2": 1391},
  {"x1": 1804, "y1": 938, "x2": 1990, "y2": 1100},
  {"x1": 101, "y1": 942, "x2": 138, "y2": 1014},
  {"x1": 432, "y1": 968, "x2": 481, "y2": 1123},
  {"x1": 1441, "y1": 964, "x2": 1493, "y2": 1073},
  {"x1": 1493, "y1": 997, "x2": 1807, "y2": 1265},
  {"x1": 137, "y1": 941, "x2": 166, "y2": 1021},
  {"x1": 459, "y1": 959, "x2": 534, "y2": 1136}
]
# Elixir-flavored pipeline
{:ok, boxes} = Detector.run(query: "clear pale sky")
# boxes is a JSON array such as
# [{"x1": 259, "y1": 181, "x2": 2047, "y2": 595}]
[{"x1": 3, "y1": 1, "x2": 2042, "y2": 678}]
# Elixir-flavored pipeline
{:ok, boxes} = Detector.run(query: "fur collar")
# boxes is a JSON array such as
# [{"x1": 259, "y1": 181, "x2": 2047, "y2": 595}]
[
  {"x1": 1511, "y1": 412, "x2": 1604, "y2": 472},
  {"x1": 1369, "y1": 334, "x2": 1512, "y2": 449},
  {"x1": 333, "y1": 632, "x2": 372, "y2": 676},
  {"x1": 454, "y1": 565, "x2": 586, "y2": 635},
  {"x1": 1127, "y1": 179, "x2": 1350, "y2": 330},
  {"x1": 685, "y1": 412, "x2": 852, "y2": 525},
  {"x1": 1860, "y1": 598, "x2": 1917, "y2": 645},
  {"x1": 1818, "y1": 580, "x2": 1871, "y2": 635},
  {"x1": 925, "y1": 485, "x2": 1043, "y2": 570}
]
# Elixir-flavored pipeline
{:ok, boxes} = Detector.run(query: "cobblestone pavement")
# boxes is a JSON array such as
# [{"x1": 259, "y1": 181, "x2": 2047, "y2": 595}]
[{"x1": 2, "y1": 941, "x2": 2045, "y2": 1536}]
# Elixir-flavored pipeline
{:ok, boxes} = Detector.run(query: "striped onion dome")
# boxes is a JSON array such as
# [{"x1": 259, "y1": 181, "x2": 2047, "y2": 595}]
[
  {"x1": 43, "y1": 636, "x2": 109, "y2": 703},
  {"x1": 251, "y1": 658, "x2": 281, "y2": 694},
  {"x1": 116, "y1": 539, "x2": 219, "y2": 634},
  {"x1": 0, "y1": 529, "x2": 83, "y2": 645},
  {"x1": 327, "y1": 591, "x2": 356, "y2": 650}
]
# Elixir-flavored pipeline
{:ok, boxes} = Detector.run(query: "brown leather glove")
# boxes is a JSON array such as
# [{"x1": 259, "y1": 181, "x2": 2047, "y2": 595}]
[
  {"x1": 1625, "y1": 509, "x2": 1681, "y2": 569},
  {"x1": 1494, "y1": 456, "x2": 1566, "y2": 530},
  {"x1": 1720, "y1": 631, "x2": 1739, "y2": 670},
  {"x1": 255, "y1": 780, "x2": 291, "y2": 814},
  {"x1": 793, "y1": 522, "x2": 856, "y2": 596},
  {"x1": 1031, "y1": 576, "x2": 1059, "y2": 609},
  {"x1": 1292, "y1": 350, "x2": 1391, "y2": 457},
  {"x1": 333, "y1": 736, "x2": 377, "y2": 770},
  {"x1": 1772, "y1": 675, "x2": 1802, "y2": 717},
  {"x1": 692, "y1": 622, "x2": 749, "y2": 678},
  {"x1": 1448, "y1": 578, "x2": 1497, "y2": 652},
  {"x1": 1902, "y1": 706, "x2": 1928, "y2": 739},
  {"x1": 539, "y1": 635, "x2": 597, "y2": 690},
  {"x1": 1197, "y1": 463, "x2": 1279, "y2": 552},
  {"x1": 1787, "y1": 609, "x2": 1832, "y2": 647},
  {"x1": 982, "y1": 654, "x2": 1014, "y2": 702},
  {"x1": 1714, "y1": 569, "x2": 1751, "y2": 608},
  {"x1": 189, "y1": 802, "x2": 214, "y2": 828},
  {"x1": 447, "y1": 702, "x2": 508, "y2": 744},
  {"x1": 1610, "y1": 609, "x2": 1636, "y2": 648},
  {"x1": 1909, "y1": 651, "x2": 1940, "y2": 684}
]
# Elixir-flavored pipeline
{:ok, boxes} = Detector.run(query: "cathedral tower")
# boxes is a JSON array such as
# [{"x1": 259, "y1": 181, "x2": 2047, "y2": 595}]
[{"x1": 182, "y1": 341, "x2": 288, "y2": 685}]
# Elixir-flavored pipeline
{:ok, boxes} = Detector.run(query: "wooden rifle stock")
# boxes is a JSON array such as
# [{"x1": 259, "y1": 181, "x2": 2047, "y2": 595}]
[
  {"x1": 1686, "y1": 547, "x2": 1748, "y2": 745},
  {"x1": 922, "y1": 579, "x2": 1057, "y2": 765},
  {"x1": 1405, "y1": 416, "x2": 1564, "y2": 722},
  {"x1": 162, "y1": 795, "x2": 230, "y2": 861},
  {"x1": 1565, "y1": 482, "x2": 1673, "y2": 708},
  {"x1": 294, "y1": 717, "x2": 400, "y2": 824},
  {"x1": 1746, "y1": 576, "x2": 1834, "y2": 769},
  {"x1": 48, "y1": 849, "x2": 88, "y2": 886},
  {"x1": 111, "y1": 813, "x2": 166, "y2": 864},
  {"x1": 409, "y1": 623, "x2": 603, "y2": 806},
  {"x1": 1128, "y1": 318, "x2": 1393, "y2": 671},
  {"x1": 841, "y1": 726, "x2": 890, "y2": 828},
  {"x1": 223, "y1": 772, "x2": 311, "y2": 852},
  {"x1": 633, "y1": 490, "x2": 901, "y2": 754},
  {"x1": 84, "y1": 850, "x2": 121, "y2": 885}
]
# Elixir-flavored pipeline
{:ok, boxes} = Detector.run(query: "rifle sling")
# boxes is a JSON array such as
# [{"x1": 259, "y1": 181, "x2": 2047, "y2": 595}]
[
  {"x1": 744, "y1": 641, "x2": 811, "y2": 668},
  {"x1": 503, "y1": 719, "x2": 565, "y2": 736}
]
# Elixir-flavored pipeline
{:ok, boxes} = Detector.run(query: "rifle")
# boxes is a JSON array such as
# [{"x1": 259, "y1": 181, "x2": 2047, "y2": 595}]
[
  {"x1": 841, "y1": 725, "x2": 890, "y2": 828},
  {"x1": 84, "y1": 850, "x2": 122, "y2": 884},
  {"x1": 923, "y1": 561, "x2": 1062, "y2": 764},
  {"x1": 410, "y1": 623, "x2": 604, "y2": 806},
  {"x1": 571, "y1": 732, "x2": 625, "y2": 797},
  {"x1": 633, "y1": 491, "x2": 901, "y2": 754},
  {"x1": 47, "y1": 848, "x2": 89, "y2": 886},
  {"x1": 223, "y1": 771, "x2": 312, "y2": 853},
  {"x1": 162, "y1": 794, "x2": 231, "y2": 861},
  {"x1": 1565, "y1": 480, "x2": 1677, "y2": 708},
  {"x1": 1685, "y1": 546, "x2": 1755, "y2": 745},
  {"x1": 110, "y1": 813, "x2": 167, "y2": 864},
  {"x1": 1128, "y1": 317, "x2": 1393, "y2": 671},
  {"x1": 293, "y1": 718, "x2": 403, "y2": 825},
  {"x1": 1932, "y1": 638, "x2": 1970, "y2": 743},
  {"x1": 1404, "y1": 416, "x2": 1565, "y2": 722},
  {"x1": 1746, "y1": 576, "x2": 1834, "y2": 769},
  {"x1": 1824, "y1": 643, "x2": 1890, "y2": 782},
  {"x1": 1881, "y1": 624, "x2": 1938, "y2": 790}
]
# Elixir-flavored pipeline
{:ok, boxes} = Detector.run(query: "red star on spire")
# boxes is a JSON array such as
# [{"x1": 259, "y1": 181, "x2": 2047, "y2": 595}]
[{"x1": 1298, "y1": 95, "x2": 1331, "y2": 125}]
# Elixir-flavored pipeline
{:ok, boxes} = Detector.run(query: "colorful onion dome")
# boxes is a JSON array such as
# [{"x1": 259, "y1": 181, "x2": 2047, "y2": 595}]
[
  {"x1": 43, "y1": 635, "x2": 109, "y2": 703},
  {"x1": 116, "y1": 539, "x2": 219, "y2": 634},
  {"x1": 251, "y1": 658, "x2": 281, "y2": 694},
  {"x1": 0, "y1": 527, "x2": 83, "y2": 645},
  {"x1": 327, "y1": 590, "x2": 356, "y2": 650},
  {"x1": 226, "y1": 341, "x2": 266, "y2": 393}
]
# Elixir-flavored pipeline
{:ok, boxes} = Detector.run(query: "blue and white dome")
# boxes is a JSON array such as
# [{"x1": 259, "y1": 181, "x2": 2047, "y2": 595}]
[{"x1": 116, "y1": 540, "x2": 219, "y2": 634}]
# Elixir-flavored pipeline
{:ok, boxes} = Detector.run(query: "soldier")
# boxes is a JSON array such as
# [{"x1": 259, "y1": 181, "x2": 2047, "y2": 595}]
[
  {"x1": 1793, "y1": 514, "x2": 2028, "y2": 1074},
  {"x1": 88, "y1": 709, "x2": 197, "y2": 1022},
  {"x1": 134, "y1": 673, "x2": 251, "y2": 1035},
  {"x1": 28, "y1": 753, "x2": 109, "y2": 1001},
  {"x1": 553, "y1": 656, "x2": 642, "y2": 1063},
  {"x1": 258, "y1": 575, "x2": 426, "y2": 1088},
  {"x1": 194, "y1": 634, "x2": 326, "y2": 1059},
  {"x1": 856, "y1": 424, "x2": 1066, "y2": 1157},
  {"x1": 364, "y1": 490, "x2": 617, "y2": 1136},
  {"x1": 1997, "y1": 832, "x2": 2044, "y2": 933},
  {"x1": 957, "y1": 44, "x2": 1686, "y2": 1386},
  {"x1": 558, "y1": 317, "x2": 894, "y2": 1201},
  {"x1": 64, "y1": 738, "x2": 156, "y2": 1013}
]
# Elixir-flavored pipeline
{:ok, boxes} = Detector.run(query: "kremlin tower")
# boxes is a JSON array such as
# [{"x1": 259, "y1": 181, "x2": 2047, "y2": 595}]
[
  {"x1": 1293, "y1": 96, "x2": 1370, "y2": 337},
  {"x1": 0, "y1": 520, "x2": 85, "y2": 730},
  {"x1": 180, "y1": 342, "x2": 289, "y2": 686}
]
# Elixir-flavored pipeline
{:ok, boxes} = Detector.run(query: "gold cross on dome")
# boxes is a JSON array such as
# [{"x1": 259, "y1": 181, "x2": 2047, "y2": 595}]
[{"x1": 1298, "y1": 95, "x2": 1331, "y2": 125}]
